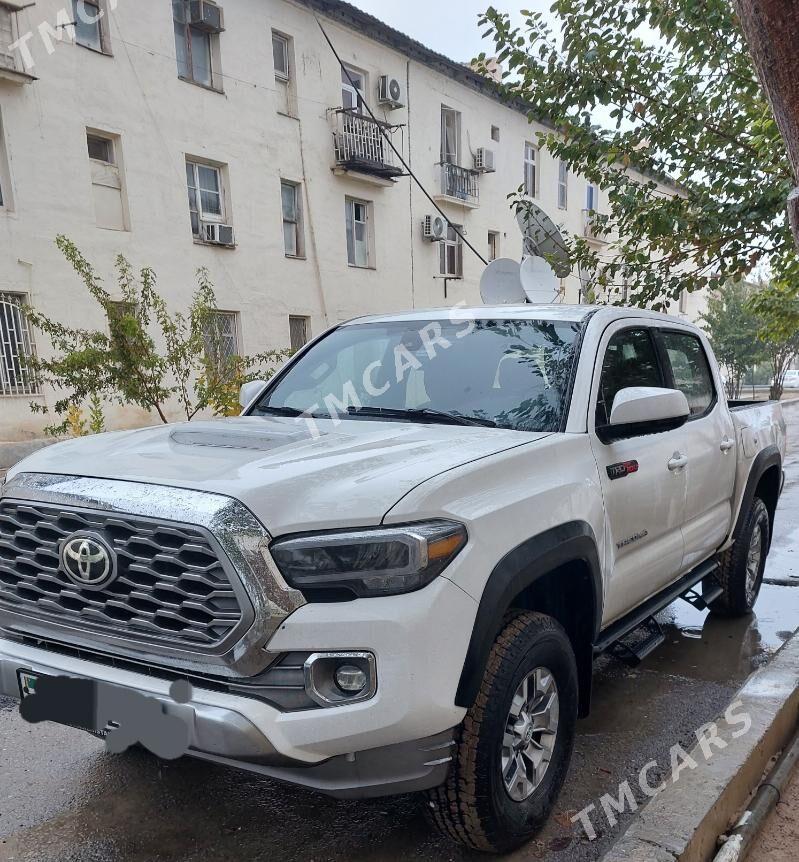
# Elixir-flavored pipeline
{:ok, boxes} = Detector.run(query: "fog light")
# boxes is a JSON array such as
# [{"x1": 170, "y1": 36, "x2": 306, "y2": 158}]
[{"x1": 335, "y1": 664, "x2": 368, "y2": 694}]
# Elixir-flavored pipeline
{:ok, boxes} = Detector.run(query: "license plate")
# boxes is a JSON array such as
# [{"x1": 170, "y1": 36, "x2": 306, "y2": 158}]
[{"x1": 17, "y1": 669, "x2": 42, "y2": 698}]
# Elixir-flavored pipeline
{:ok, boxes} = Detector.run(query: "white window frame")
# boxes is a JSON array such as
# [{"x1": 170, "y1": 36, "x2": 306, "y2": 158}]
[
  {"x1": 345, "y1": 197, "x2": 372, "y2": 268},
  {"x1": 523, "y1": 142, "x2": 538, "y2": 198},
  {"x1": 439, "y1": 223, "x2": 464, "y2": 278},
  {"x1": 272, "y1": 30, "x2": 290, "y2": 81},
  {"x1": 586, "y1": 183, "x2": 598, "y2": 212},
  {"x1": 186, "y1": 158, "x2": 226, "y2": 238},
  {"x1": 440, "y1": 106, "x2": 461, "y2": 165},
  {"x1": 0, "y1": 292, "x2": 38, "y2": 397},
  {"x1": 281, "y1": 180, "x2": 304, "y2": 258},
  {"x1": 341, "y1": 65, "x2": 366, "y2": 113},
  {"x1": 557, "y1": 160, "x2": 568, "y2": 210}
]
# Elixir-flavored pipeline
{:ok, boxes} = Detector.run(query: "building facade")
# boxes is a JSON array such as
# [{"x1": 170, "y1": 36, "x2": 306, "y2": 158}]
[{"x1": 0, "y1": 0, "x2": 705, "y2": 441}]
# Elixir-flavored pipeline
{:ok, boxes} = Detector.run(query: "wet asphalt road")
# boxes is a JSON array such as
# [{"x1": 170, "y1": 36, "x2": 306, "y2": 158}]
[{"x1": 2, "y1": 404, "x2": 799, "y2": 862}]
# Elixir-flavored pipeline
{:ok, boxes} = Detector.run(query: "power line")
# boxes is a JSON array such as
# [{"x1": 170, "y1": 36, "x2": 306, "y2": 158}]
[{"x1": 313, "y1": 13, "x2": 489, "y2": 268}]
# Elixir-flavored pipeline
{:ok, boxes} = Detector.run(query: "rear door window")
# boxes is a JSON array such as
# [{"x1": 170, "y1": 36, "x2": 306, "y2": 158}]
[{"x1": 659, "y1": 331, "x2": 715, "y2": 417}]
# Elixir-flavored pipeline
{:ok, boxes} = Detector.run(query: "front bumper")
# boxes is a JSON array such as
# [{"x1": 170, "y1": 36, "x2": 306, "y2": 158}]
[{"x1": 0, "y1": 573, "x2": 475, "y2": 797}]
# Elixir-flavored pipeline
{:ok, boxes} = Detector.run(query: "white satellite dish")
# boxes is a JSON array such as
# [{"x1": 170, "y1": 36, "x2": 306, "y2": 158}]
[
  {"x1": 516, "y1": 202, "x2": 572, "y2": 278},
  {"x1": 479, "y1": 258, "x2": 526, "y2": 305},
  {"x1": 520, "y1": 256, "x2": 560, "y2": 304}
]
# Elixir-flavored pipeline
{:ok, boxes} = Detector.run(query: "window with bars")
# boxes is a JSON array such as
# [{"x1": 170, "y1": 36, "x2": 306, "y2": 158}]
[
  {"x1": 523, "y1": 142, "x2": 538, "y2": 197},
  {"x1": 281, "y1": 181, "x2": 304, "y2": 257},
  {"x1": 439, "y1": 224, "x2": 464, "y2": 278},
  {"x1": 0, "y1": 293, "x2": 38, "y2": 397},
  {"x1": 172, "y1": 0, "x2": 221, "y2": 90},
  {"x1": 186, "y1": 159, "x2": 224, "y2": 237},
  {"x1": 202, "y1": 311, "x2": 239, "y2": 372},
  {"x1": 289, "y1": 316, "x2": 309, "y2": 352},
  {"x1": 557, "y1": 160, "x2": 568, "y2": 209}
]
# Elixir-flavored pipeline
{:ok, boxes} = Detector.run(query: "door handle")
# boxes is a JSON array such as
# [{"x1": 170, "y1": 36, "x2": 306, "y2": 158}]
[
  {"x1": 720, "y1": 438, "x2": 734, "y2": 452},
  {"x1": 668, "y1": 453, "x2": 688, "y2": 471}
]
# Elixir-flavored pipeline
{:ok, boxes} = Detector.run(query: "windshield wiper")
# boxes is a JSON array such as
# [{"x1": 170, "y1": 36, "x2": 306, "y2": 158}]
[
  {"x1": 254, "y1": 405, "x2": 305, "y2": 417},
  {"x1": 347, "y1": 406, "x2": 497, "y2": 428}
]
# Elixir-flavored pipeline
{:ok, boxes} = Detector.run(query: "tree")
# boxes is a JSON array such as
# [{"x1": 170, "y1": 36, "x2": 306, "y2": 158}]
[
  {"x1": 26, "y1": 236, "x2": 288, "y2": 435},
  {"x1": 478, "y1": 1, "x2": 799, "y2": 309},
  {"x1": 747, "y1": 281, "x2": 799, "y2": 399},
  {"x1": 734, "y1": 1, "x2": 799, "y2": 249},
  {"x1": 700, "y1": 281, "x2": 765, "y2": 399}
]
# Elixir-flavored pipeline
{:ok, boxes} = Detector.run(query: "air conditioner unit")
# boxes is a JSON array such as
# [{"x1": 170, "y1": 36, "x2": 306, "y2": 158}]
[
  {"x1": 377, "y1": 75, "x2": 404, "y2": 109},
  {"x1": 189, "y1": 0, "x2": 224, "y2": 33},
  {"x1": 422, "y1": 215, "x2": 447, "y2": 241},
  {"x1": 474, "y1": 147, "x2": 496, "y2": 173},
  {"x1": 202, "y1": 222, "x2": 235, "y2": 246}
]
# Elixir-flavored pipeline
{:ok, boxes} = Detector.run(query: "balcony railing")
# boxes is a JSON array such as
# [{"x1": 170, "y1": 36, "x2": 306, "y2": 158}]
[
  {"x1": 333, "y1": 109, "x2": 404, "y2": 181},
  {"x1": 582, "y1": 209, "x2": 609, "y2": 243},
  {"x1": 438, "y1": 162, "x2": 479, "y2": 207}
]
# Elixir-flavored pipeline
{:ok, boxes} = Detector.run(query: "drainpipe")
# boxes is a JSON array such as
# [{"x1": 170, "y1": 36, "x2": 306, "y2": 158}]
[{"x1": 712, "y1": 725, "x2": 799, "y2": 862}]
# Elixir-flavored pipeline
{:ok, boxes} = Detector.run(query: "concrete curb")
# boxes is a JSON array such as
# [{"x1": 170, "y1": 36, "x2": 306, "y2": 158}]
[
  {"x1": 601, "y1": 632, "x2": 799, "y2": 862},
  {"x1": 0, "y1": 439, "x2": 54, "y2": 470}
]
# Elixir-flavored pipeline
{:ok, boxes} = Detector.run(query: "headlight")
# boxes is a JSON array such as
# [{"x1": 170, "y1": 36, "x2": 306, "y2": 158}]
[{"x1": 270, "y1": 520, "x2": 467, "y2": 599}]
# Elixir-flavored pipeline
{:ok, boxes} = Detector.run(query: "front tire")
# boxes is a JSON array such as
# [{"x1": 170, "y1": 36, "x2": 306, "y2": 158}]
[
  {"x1": 710, "y1": 497, "x2": 770, "y2": 617},
  {"x1": 426, "y1": 611, "x2": 578, "y2": 853}
]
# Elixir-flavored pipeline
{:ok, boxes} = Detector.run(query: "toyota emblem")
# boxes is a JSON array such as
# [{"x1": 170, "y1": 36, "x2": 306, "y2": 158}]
[{"x1": 60, "y1": 533, "x2": 117, "y2": 590}]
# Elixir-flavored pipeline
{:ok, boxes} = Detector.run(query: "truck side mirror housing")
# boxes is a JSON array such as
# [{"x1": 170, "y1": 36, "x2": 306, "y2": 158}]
[
  {"x1": 598, "y1": 387, "x2": 690, "y2": 443},
  {"x1": 239, "y1": 380, "x2": 267, "y2": 409}
]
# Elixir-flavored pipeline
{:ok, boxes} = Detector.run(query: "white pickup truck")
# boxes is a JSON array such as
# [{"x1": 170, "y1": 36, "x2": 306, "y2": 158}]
[{"x1": 0, "y1": 305, "x2": 786, "y2": 852}]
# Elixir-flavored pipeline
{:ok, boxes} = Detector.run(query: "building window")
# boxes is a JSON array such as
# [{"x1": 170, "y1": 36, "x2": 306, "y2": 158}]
[
  {"x1": 272, "y1": 31, "x2": 289, "y2": 80},
  {"x1": 87, "y1": 130, "x2": 128, "y2": 231},
  {"x1": 202, "y1": 310, "x2": 239, "y2": 372},
  {"x1": 186, "y1": 159, "x2": 224, "y2": 237},
  {"x1": 172, "y1": 0, "x2": 222, "y2": 90},
  {"x1": 0, "y1": 110, "x2": 12, "y2": 211},
  {"x1": 281, "y1": 180, "x2": 304, "y2": 257},
  {"x1": 272, "y1": 30, "x2": 296, "y2": 115},
  {"x1": 72, "y1": 0, "x2": 111, "y2": 53},
  {"x1": 523, "y1": 142, "x2": 538, "y2": 197},
  {"x1": 440, "y1": 224, "x2": 463, "y2": 278},
  {"x1": 490, "y1": 124, "x2": 500, "y2": 143},
  {"x1": 557, "y1": 160, "x2": 568, "y2": 209},
  {"x1": 488, "y1": 230, "x2": 500, "y2": 261},
  {"x1": 679, "y1": 289, "x2": 688, "y2": 314},
  {"x1": 0, "y1": 293, "x2": 38, "y2": 396},
  {"x1": 345, "y1": 197, "x2": 371, "y2": 267},
  {"x1": 441, "y1": 106, "x2": 461, "y2": 164},
  {"x1": 289, "y1": 315, "x2": 309, "y2": 352},
  {"x1": 585, "y1": 183, "x2": 598, "y2": 212},
  {"x1": 341, "y1": 65, "x2": 365, "y2": 112}
]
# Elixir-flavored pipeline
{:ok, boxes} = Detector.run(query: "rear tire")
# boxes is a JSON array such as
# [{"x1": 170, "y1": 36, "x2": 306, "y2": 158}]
[
  {"x1": 710, "y1": 497, "x2": 770, "y2": 618},
  {"x1": 426, "y1": 611, "x2": 578, "y2": 853}
]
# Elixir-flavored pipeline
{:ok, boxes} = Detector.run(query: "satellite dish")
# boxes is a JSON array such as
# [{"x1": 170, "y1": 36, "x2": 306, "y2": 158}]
[
  {"x1": 520, "y1": 256, "x2": 561, "y2": 304},
  {"x1": 479, "y1": 258, "x2": 526, "y2": 305},
  {"x1": 516, "y1": 202, "x2": 572, "y2": 279}
]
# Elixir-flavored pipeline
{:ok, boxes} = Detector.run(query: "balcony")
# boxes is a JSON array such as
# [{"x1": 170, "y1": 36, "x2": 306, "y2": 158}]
[
  {"x1": 332, "y1": 109, "x2": 404, "y2": 184},
  {"x1": 435, "y1": 161, "x2": 480, "y2": 208},
  {"x1": 582, "y1": 209, "x2": 609, "y2": 243}
]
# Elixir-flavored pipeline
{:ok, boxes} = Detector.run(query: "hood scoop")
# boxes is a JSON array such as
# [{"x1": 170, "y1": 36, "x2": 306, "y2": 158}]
[{"x1": 170, "y1": 426, "x2": 314, "y2": 452}]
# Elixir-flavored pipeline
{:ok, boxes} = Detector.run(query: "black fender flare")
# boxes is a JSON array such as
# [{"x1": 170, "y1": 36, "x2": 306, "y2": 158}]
[
  {"x1": 455, "y1": 521, "x2": 603, "y2": 714},
  {"x1": 731, "y1": 444, "x2": 782, "y2": 547}
]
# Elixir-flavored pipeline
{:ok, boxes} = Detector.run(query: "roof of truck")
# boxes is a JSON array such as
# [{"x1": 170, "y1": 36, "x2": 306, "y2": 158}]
[{"x1": 343, "y1": 305, "x2": 692, "y2": 327}]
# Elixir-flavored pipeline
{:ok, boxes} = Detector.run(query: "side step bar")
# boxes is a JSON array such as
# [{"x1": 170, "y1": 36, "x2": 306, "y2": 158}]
[{"x1": 594, "y1": 559, "x2": 720, "y2": 660}]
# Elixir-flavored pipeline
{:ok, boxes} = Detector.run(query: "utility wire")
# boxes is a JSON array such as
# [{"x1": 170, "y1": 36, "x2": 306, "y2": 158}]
[{"x1": 314, "y1": 14, "x2": 489, "y2": 267}]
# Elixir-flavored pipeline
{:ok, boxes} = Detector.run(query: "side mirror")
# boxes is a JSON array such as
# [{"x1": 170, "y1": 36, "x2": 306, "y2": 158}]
[
  {"x1": 598, "y1": 387, "x2": 690, "y2": 443},
  {"x1": 239, "y1": 380, "x2": 267, "y2": 409}
]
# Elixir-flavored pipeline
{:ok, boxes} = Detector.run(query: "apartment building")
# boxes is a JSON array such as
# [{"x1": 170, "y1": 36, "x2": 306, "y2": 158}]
[{"x1": 0, "y1": 0, "x2": 704, "y2": 441}]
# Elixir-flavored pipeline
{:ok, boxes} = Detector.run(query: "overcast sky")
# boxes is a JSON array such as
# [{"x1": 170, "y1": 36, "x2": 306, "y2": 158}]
[{"x1": 347, "y1": 0, "x2": 554, "y2": 65}]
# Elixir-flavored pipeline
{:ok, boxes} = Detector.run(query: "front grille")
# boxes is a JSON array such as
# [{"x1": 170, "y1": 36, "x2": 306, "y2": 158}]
[{"x1": 0, "y1": 500, "x2": 245, "y2": 649}]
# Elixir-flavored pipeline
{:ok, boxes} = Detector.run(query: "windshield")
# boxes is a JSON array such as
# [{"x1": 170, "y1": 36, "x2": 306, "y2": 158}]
[{"x1": 253, "y1": 317, "x2": 582, "y2": 433}]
